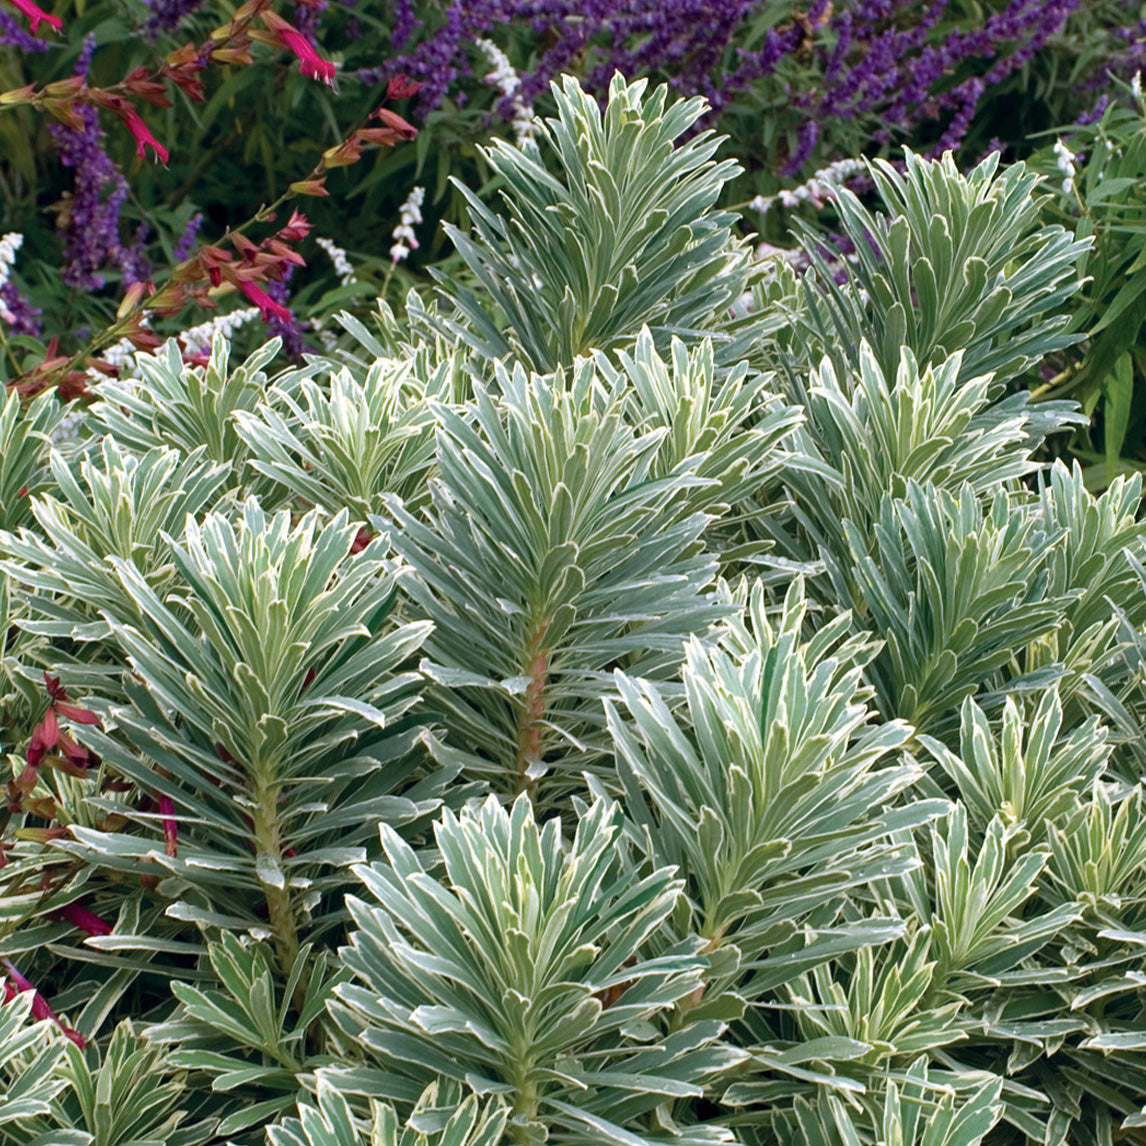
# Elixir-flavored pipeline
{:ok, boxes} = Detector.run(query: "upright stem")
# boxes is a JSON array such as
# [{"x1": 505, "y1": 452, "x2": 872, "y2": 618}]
[
  {"x1": 513, "y1": 619, "x2": 551, "y2": 799},
  {"x1": 508, "y1": 1062, "x2": 540, "y2": 1142},
  {"x1": 673, "y1": 924, "x2": 727, "y2": 1028},
  {"x1": 250, "y1": 765, "x2": 300, "y2": 987}
]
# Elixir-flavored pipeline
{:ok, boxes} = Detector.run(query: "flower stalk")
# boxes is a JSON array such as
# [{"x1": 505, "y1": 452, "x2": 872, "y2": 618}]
[
  {"x1": 1, "y1": 958, "x2": 84, "y2": 1046},
  {"x1": 6, "y1": 92, "x2": 414, "y2": 396}
]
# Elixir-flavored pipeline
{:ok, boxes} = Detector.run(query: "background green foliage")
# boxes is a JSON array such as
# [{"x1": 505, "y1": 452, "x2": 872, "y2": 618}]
[{"x1": 1, "y1": 0, "x2": 1144, "y2": 465}]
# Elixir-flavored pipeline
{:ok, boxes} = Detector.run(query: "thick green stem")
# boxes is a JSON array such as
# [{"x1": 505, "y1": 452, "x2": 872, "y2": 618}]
[
  {"x1": 672, "y1": 925, "x2": 727, "y2": 1031},
  {"x1": 251, "y1": 768, "x2": 300, "y2": 987},
  {"x1": 508, "y1": 1074, "x2": 540, "y2": 1141},
  {"x1": 513, "y1": 620, "x2": 550, "y2": 799}
]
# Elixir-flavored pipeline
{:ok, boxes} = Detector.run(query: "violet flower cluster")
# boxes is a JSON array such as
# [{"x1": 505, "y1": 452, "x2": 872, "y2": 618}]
[
  {"x1": 141, "y1": 0, "x2": 208, "y2": 39},
  {"x1": 46, "y1": 37, "x2": 138, "y2": 292},
  {"x1": 858, "y1": 0, "x2": 1080, "y2": 155},
  {"x1": 367, "y1": 0, "x2": 1085, "y2": 175},
  {"x1": 115, "y1": 223, "x2": 152, "y2": 288},
  {"x1": 173, "y1": 212, "x2": 205, "y2": 262},
  {"x1": 48, "y1": 104, "x2": 130, "y2": 291}
]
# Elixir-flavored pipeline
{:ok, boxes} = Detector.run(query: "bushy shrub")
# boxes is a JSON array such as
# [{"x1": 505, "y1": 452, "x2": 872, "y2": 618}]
[{"x1": 2, "y1": 66, "x2": 1146, "y2": 1146}]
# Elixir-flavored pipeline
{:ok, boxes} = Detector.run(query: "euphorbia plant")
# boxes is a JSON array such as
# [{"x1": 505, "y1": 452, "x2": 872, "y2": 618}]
[
  {"x1": 58, "y1": 500, "x2": 435, "y2": 979},
  {"x1": 4, "y1": 71, "x2": 1146, "y2": 1146}
]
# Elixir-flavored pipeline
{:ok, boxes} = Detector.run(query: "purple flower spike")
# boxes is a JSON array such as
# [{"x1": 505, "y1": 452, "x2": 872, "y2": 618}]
[
  {"x1": 173, "y1": 212, "x2": 204, "y2": 262},
  {"x1": 49, "y1": 105, "x2": 129, "y2": 291},
  {"x1": 115, "y1": 223, "x2": 152, "y2": 288},
  {"x1": 292, "y1": 0, "x2": 326, "y2": 44},
  {"x1": 47, "y1": 40, "x2": 136, "y2": 292}
]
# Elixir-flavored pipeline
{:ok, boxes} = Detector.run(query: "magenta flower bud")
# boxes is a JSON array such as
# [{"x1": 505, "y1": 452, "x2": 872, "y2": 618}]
[
  {"x1": 2, "y1": 959, "x2": 86, "y2": 1047},
  {"x1": 58, "y1": 899, "x2": 112, "y2": 936},
  {"x1": 6, "y1": 0, "x2": 61, "y2": 35}
]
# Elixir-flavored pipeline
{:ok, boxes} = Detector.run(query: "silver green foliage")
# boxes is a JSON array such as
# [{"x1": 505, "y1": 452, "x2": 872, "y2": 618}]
[
  {"x1": 268, "y1": 1079, "x2": 507, "y2": 1146},
  {"x1": 0, "y1": 441, "x2": 230, "y2": 689},
  {"x1": 378, "y1": 354, "x2": 735, "y2": 799},
  {"x1": 2, "y1": 71, "x2": 1145, "y2": 1146},
  {"x1": 234, "y1": 355, "x2": 445, "y2": 522},
  {"x1": 428, "y1": 72, "x2": 753, "y2": 373},
  {"x1": 797, "y1": 149, "x2": 1090, "y2": 391},
  {"x1": 1, "y1": 1016, "x2": 211, "y2": 1146},
  {"x1": 0, "y1": 993, "x2": 71, "y2": 1133},
  {"x1": 60, "y1": 503, "x2": 434, "y2": 967},
  {"x1": 0, "y1": 388, "x2": 67, "y2": 535},
  {"x1": 86, "y1": 334, "x2": 279, "y2": 483},
  {"x1": 332, "y1": 794, "x2": 741, "y2": 1146}
]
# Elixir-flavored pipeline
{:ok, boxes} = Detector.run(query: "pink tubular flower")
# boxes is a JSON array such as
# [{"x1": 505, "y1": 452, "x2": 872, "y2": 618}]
[
  {"x1": 90, "y1": 93, "x2": 168, "y2": 163},
  {"x1": 1, "y1": 960, "x2": 84, "y2": 1047},
  {"x1": 280, "y1": 27, "x2": 335, "y2": 83},
  {"x1": 238, "y1": 279, "x2": 292, "y2": 322},
  {"x1": 259, "y1": 9, "x2": 335, "y2": 84},
  {"x1": 57, "y1": 899, "x2": 112, "y2": 936},
  {"x1": 6, "y1": 0, "x2": 61, "y2": 34},
  {"x1": 114, "y1": 104, "x2": 169, "y2": 163}
]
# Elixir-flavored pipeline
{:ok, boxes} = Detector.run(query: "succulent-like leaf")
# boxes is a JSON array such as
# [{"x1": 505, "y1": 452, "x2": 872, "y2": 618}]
[
  {"x1": 595, "y1": 330, "x2": 801, "y2": 562},
  {"x1": 912, "y1": 806, "x2": 1079, "y2": 988},
  {"x1": 920, "y1": 691, "x2": 1110, "y2": 845},
  {"x1": 61, "y1": 503, "x2": 432, "y2": 972},
  {"x1": 333, "y1": 795, "x2": 740, "y2": 1146},
  {"x1": 1028, "y1": 461, "x2": 1146, "y2": 711},
  {"x1": 379, "y1": 360, "x2": 730, "y2": 800},
  {"x1": 0, "y1": 440, "x2": 230, "y2": 690},
  {"x1": 86, "y1": 335, "x2": 279, "y2": 482},
  {"x1": 0, "y1": 388, "x2": 66, "y2": 535},
  {"x1": 0, "y1": 992, "x2": 70, "y2": 1130},
  {"x1": 146, "y1": 933, "x2": 350, "y2": 1138},
  {"x1": 607, "y1": 578, "x2": 938, "y2": 957},
  {"x1": 779, "y1": 343, "x2": 1047, "y2": 567},
  {"x1": 778, "y1": 1058, "x2": 1002, "y2": 1146},
  {"x1": 3, "y1": 1019, "x2": 212, "y2": 1146},
  {"x1": 429, "y1": 73, "x2": 750, "y2": 372},
  {"x1": 797, "y1": 150, "x2": 1090, "y2": 391},
  {"x1": 269, "y1": 1078, "x2": 508, "y2": 1146},
  {"x1": 848, "y1": 482, "x2": 1071, "y2": 732},
  {"x1": 1048, "y1": 782, "x2": 1146, "y2": 910},
  {"x1": 234, "y1": 355, "x2": 446, "y2": 523}
]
